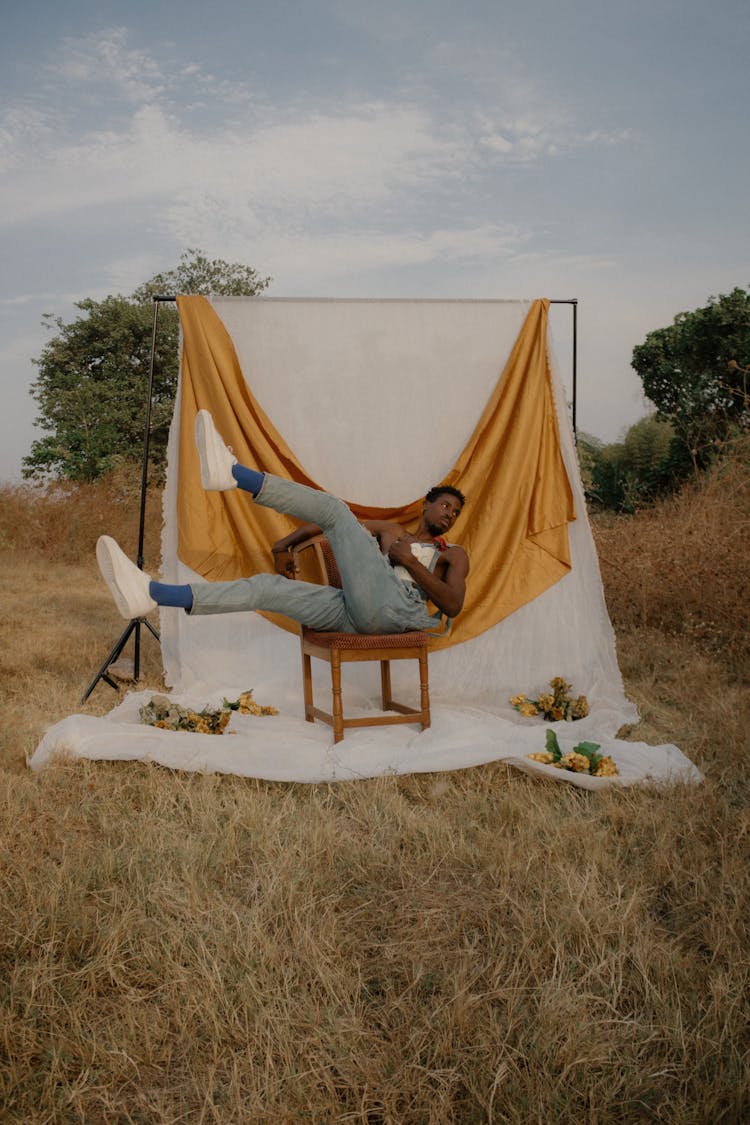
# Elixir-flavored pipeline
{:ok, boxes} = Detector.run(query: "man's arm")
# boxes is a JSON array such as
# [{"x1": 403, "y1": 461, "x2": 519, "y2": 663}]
[
  {"x1": 388, "y1": 540, "x2": 469, "y2": 618},
  {"x1": 271, "y1": 523, "x2": 322, "y2": 553},
  {"x1": 271, "y1": 523, "x2": 322, "y2": 576},
  {"x1": 271, "y1": 519, "x2": 389, "y2": 577},
  {"x1": 274, "y1": 518, "x2": 398, "y2": 555}
]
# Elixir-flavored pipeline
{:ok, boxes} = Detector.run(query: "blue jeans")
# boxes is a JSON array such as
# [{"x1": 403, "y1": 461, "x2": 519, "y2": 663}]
[{"x1": 189, "y1": 475, "x2": 443, "y2": 634}]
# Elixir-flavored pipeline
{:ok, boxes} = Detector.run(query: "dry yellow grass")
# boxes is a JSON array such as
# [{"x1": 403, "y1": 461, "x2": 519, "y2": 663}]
[
  {"x1": 1, "y1": 461, "x2": 748, "y2": 1122},
  {"x1": 592, "y1": 432, "x2": 750, "y2": 672}
]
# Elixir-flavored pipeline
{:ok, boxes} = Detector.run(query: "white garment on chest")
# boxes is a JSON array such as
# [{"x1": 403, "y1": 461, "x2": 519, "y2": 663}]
[{"x1": 393, "y1": 542, "x2": 441, "y2": 586}]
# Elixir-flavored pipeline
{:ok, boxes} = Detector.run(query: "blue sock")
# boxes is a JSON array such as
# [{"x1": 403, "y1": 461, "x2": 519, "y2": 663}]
[
  {"x1": 232, "y1": 463, "x2": 265, "y2": 496},
  {"x1": 149, "y1": 581, "x2": 193, "y2": 611}
]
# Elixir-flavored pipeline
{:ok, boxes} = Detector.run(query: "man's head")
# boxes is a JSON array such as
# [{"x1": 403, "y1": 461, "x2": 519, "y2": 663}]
[{"x1": 422, "y1": 485, "x2": 466, "y2": 536}]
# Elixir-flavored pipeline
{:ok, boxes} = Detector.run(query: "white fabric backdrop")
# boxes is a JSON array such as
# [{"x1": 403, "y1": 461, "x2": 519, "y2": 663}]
[
  {"x1": 160, "y1": 298, "x2": 633, "y2": 724},
  {"x1": 30, "y1": 298, "x2": 702, "y2": 787}
]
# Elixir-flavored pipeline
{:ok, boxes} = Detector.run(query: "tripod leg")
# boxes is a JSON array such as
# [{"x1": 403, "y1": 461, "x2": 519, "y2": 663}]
[
  {"x1": 143, "y1": 617, "x2": 161, "y2": 641},
  {"x1": 81, "y1": 614, "x2": 162, "y2": 704},
  {"x1": 133, "y1": 615, "x2": 161, "y2": 679},
  {"x1": 134, "y1": 616, "x2": 141, "y2": 683},
  {"x1": 80, "y1": 619, "x2": 138, "y2": 704}
]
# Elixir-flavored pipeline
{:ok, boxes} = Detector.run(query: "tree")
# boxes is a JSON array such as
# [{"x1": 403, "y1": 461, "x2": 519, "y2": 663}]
[
  {"x1": 580, "y1": 416, "x2": 679, "y2": 512},
  {"x1": 23, "y1": 250, "x2": 271, "y2": 482},
  {"x1": 631, "y1": 287, "x2": 750, "y2": 469},
  {"x1": 131, "y1": 248, "x2": 270, "y2": 303}
]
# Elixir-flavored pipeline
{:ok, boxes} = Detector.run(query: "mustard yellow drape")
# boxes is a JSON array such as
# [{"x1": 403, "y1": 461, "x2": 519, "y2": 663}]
[{"x1": 175, "y1": 295, "x2": 575, "y2": 648}]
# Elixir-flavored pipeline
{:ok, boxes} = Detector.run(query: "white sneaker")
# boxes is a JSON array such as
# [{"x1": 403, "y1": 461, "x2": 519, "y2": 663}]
[
  {"x1": 194, "y1": 410, "x2": 238, "y2": 491},
  {"x1": 96, "y1": 536, "x2": 157, "y2": 620}
]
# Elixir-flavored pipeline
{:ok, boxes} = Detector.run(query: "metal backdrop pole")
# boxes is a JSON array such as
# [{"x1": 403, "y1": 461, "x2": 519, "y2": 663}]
[
  {"x1": 549, "y1": 298, "x2": 578, "y2": 436},
  {"x1": 80, "y1": 296, "x2": 175, "y2": 702}
]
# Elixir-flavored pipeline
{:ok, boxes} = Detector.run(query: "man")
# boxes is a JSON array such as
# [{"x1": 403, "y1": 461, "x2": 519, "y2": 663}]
[{"x1": 97, "y1": 412, "x2": 469, "y2": 635}]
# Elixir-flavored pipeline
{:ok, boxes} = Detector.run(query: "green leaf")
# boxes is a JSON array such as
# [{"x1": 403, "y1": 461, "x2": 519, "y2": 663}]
[
  {"x1": 572, "y1": 740, "x2": 603, "y2": 770},
  {"x1": 545, "y1": 729, "x2": 562, "y2": 761},
  {"x1": 573, "y1": 740, "x2": 601, "y2": 757}
]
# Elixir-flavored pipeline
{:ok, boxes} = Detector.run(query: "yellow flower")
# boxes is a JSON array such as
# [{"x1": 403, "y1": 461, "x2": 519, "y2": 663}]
[
  {"x1": 593, "y1": 756, "x2": 618, "y2": 777},
  {"x1": 571, "y1": 695, "x2": 590, "y2": 719},
  {"x1": 559, "y1": 751, "x2": 591, "y2": 773},
  {"x1": 510, "y1": 679, "x2": 589, "y2": 725},
  {"x1": 232, "y1": 688, "x2": 277, "y2": 715},
  {"x1": 527, "y1": 751, "x2": 555, "y2": 764},
  {"x1": 237, "y1": 691, "x2": 257, "y2": 712}
]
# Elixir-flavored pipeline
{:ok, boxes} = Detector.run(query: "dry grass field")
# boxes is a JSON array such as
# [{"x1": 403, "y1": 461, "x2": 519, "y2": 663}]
[{"x1": 1, "y1": 448, "x2": 748, "y2": 1123}]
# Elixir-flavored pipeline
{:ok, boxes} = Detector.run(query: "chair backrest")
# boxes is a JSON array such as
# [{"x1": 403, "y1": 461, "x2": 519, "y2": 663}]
[{"x1": 290, "y1": 534, "x2": 342, "y2": 588}]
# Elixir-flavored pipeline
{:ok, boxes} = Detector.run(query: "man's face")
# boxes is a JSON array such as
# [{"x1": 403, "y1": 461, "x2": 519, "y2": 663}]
[{"x1": 423, "y1": 492, "x2": 463, "y2": 536}]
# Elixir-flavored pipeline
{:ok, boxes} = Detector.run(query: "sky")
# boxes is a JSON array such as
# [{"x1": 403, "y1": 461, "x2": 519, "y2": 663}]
[{"x1": 1, "y1": 0, "x2": 748, "y2": 482}]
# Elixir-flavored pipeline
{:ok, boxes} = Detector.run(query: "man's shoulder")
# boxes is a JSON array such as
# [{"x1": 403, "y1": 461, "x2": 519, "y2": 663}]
[
  {"x1": 444, "y1": 543, "x2": 469, "y2": 566},
  {"x1": 362, "y1": 518, "x2": 405, "y2": 532}
]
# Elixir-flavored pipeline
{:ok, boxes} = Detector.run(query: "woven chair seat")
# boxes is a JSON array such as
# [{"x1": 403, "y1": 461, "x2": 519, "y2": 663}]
[{"x1": 303, "y1": 629, "x2": 430, "y2": 650}]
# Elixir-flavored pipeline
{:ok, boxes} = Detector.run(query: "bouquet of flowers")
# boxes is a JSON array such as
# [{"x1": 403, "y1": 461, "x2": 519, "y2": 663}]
[
  {"x1": 527, "y1": 729, "x2": 618, "y2": 777},
  {"x1": 139, "y1": 690, "x2": 278, "y2": 734},
  {"x1": 222, "y1": 690, "x2": 279, "y2": 717},
  {"x1": 510, "y1": 676, "x2": 589, "y2": 722}
]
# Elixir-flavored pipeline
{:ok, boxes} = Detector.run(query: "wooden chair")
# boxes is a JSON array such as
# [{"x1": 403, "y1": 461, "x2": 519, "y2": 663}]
[{"x1": 289, "y1": 535, "x2": 431, "y2": 743}]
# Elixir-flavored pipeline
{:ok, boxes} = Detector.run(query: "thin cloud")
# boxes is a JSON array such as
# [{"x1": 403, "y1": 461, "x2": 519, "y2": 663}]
[
  {"x1": 1, "y1": 98, "x2": 470, "y2": 229},
  {"x1": 51, "y1": 27, "x2": 168, "y2": 104},
  {"x1": 0, "y1": 292, "x2": 69, "y2": 309},
  {"x1": 0, "y1": 105, "x2": 60, "y2": 173}
]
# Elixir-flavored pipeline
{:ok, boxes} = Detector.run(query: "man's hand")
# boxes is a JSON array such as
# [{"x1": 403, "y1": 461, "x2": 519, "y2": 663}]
[
  {"x1": 272, "y1": 546, "x2": 298, "y2": 579},
  {"x1": 387, "y1": 535, "x2": 419, "y2": 567},
  {"x1": 270, "y1": 522, "x2": 322, "y2": 576},
  {"x1": 387, "y1": 536, "x2": 469, "y2": 618}
]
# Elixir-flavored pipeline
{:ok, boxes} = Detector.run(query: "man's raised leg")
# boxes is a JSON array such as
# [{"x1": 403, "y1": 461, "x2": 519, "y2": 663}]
[
  {"x1": 96, "y1": 535, "x2": 354, "y2": 630},
  {"x1": 194, "y1": 412, "x2": 385, "y2": 589},
  {"x1": 192, "y1": 412, "x2": 426, "y2": 632}
]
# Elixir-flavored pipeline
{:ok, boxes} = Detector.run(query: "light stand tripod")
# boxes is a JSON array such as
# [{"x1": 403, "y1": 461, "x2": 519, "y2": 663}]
[{"x1": 81, "y1": 296, "x2": 174, "y2": 703}]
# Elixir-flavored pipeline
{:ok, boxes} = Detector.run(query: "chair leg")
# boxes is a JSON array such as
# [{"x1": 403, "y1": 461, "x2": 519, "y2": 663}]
[
  {"x1": 380, "y1": 659, "x2": 393, "y2": 709},
  {"x1": 330, "y1": 649, "x2": 344, "y2": 743},
  {"x1": 302, "y1": 648, "x2": 314, "y2": 722},
  {"x1": 419, "y1": 648, "x2": 430, "y2": 730}
]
